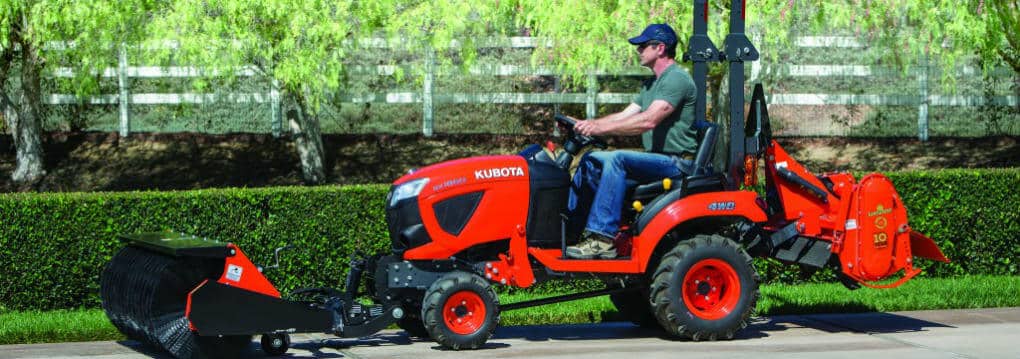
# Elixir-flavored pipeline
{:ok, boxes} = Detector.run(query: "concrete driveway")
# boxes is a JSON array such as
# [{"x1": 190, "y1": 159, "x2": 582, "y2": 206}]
[{"x1": 2, "y1": 307, "x2": 1018, "y2": 359}]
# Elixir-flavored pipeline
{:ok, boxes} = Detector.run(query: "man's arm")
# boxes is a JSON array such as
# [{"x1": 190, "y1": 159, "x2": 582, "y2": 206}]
[
  {"x1": 574, "y1": 100, "x2": 674, "y2": 136},
  {"x1": 563, "y1": 103, "x2": 640, "y2": 124}
]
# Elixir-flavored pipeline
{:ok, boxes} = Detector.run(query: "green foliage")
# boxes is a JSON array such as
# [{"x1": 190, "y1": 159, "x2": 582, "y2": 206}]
[
  {"x1": 769, "y1": 0, "x2": 1013, "y2": 87},
  {"x1": 0, "y1": 185, "x2": 391, "y2": 311},
  {"x1": 147, "y1": 0, "x2": 363, "y2": 108},
  {"x1": 0, "y1": 309, "x2": 123, "y2": 345},
  {"x1": 889, "y1": 168, "x2": 1020, "y2": 277},
  {"x1": 1, "y1": 169, "x2": 1018, "y2": 311},
  {"x1": 1, "y1": 0, "x2": 160, "y2": 94}
]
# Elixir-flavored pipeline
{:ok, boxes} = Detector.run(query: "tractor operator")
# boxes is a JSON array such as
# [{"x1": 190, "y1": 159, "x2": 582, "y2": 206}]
[{"x1": 564, "y1": 23, "x2": 698, "y2": 260}]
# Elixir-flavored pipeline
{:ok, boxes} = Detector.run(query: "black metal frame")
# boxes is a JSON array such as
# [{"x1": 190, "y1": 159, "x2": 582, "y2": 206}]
[
  {"x1": 501, "y1": 286, "x2": 639, "y2": 311},
  {"x1": 685, "y1": 0, "x2": 758, "y2": 190}
]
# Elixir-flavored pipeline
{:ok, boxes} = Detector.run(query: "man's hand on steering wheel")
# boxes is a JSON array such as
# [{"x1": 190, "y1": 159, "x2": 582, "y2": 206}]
[
  {"x1": 573, "y1": 119, "x2": 604, "y2": 136},
  {"x1": 554, "y1": 114, "x2": 608, "y2": 151}
]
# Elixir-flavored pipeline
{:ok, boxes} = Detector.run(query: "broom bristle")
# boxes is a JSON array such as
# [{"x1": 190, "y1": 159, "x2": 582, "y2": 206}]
[{"x1": 100, "y1": 246, "x2": 248, "y2": 358}]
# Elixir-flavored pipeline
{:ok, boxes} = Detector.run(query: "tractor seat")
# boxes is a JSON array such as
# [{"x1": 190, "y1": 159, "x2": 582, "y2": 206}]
[{"x1": 627, "y1": 121, "x2": 720, "y2": 202}]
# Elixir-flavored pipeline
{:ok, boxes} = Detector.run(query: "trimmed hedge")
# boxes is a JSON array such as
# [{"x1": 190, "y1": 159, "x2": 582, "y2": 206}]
[
  {"x1": 1, "y1": 169, "x2": 1017, "y2": 311},
  {"x1": 0, "y1": 185, "x2": 391, "y2": 312}
]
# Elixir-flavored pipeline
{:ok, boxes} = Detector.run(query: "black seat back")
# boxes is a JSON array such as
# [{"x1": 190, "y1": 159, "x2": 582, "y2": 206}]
[{"x1": 692, "y1": 120, "x2": 718, "y2": 176}]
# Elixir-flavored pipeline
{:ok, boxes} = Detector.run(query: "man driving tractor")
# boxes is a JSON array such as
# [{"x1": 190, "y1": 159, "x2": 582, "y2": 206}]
[{"x1": 564, "y1": 23, "x2": 699, "y2": 259}]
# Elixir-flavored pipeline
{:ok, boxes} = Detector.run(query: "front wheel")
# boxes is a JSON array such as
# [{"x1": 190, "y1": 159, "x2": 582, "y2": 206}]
[
  {"x1": 422, "y1": 271, "x2": 499, "y2": 350},
  {"x1": 650, "y1": 234, "x2": 759, "y2": 341}
]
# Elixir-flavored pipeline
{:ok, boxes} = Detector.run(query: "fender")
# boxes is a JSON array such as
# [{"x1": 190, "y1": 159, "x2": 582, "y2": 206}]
[{"x1": 632, "y1": 191, "x2": 767, "y2": 272}]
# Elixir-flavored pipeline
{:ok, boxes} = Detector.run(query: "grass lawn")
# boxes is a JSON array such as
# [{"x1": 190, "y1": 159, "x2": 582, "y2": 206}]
[{"x1": 1, "y1": 275, "x2": 1017, "y2": 345}]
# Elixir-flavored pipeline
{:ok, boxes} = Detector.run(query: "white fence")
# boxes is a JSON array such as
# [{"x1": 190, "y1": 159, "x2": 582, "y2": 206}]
[{"x1": 45, "y1": 36, "x2": 1018, "y2": 139}]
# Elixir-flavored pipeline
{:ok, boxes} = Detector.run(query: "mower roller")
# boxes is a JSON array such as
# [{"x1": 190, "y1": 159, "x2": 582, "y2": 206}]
[{"x1": 99, "y1": 1, "x2": 949, "y2": 357}]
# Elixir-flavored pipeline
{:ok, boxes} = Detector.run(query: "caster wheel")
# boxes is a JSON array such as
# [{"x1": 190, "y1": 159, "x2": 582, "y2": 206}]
[{"x1": 261, "y1": 333, "x2": 291, "y2": 356}]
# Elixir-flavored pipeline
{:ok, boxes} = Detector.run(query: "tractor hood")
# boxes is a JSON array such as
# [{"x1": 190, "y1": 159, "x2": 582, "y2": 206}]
[{"x1": 390, "y1": 155, "x2": 529, "y2": 202}]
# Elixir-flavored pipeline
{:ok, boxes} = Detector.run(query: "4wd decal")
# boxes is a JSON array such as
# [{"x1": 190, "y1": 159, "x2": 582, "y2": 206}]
[{"x1": 708, "y1": 201, "x2": 736, "y2": 211}]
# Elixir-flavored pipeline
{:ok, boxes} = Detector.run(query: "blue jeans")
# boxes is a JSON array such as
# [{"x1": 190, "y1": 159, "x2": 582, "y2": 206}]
[{"x1": 568, "y1": 150, "x2": 689, "y2": 238}]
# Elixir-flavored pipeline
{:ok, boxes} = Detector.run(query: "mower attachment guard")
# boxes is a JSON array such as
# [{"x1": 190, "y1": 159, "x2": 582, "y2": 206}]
[{"x1": 118, "y1": 232, "x2": 233, "y2": 258}]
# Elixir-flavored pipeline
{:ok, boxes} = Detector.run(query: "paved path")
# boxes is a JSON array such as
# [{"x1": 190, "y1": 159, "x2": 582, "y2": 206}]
[{"x1": 2, "y1": 307, "x2": 1018, "y2": 359}]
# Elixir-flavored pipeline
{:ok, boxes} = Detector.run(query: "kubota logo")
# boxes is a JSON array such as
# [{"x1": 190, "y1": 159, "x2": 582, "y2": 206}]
[{"x1": 475, "y1": 166, "x2": 524, "y2": 180}]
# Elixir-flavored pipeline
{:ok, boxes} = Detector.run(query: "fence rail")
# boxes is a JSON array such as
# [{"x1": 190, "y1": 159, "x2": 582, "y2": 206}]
[{"x1": 41, "y1": 36, "x2": 1018, "y2": 139}]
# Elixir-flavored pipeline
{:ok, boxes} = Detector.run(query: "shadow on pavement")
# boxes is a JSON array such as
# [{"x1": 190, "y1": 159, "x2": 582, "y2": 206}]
[
  {"x1": 779, "y1": 312, "x2": 957, "y2": 334},
  {"x1": 112, "y1": 312, "x2": 956, "y2": 356},
  {"x1": 114, "y1": 341, "x2": 174, "y2": 359}
]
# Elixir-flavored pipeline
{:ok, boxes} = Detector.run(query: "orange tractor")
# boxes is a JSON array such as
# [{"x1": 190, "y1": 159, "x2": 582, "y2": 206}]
[{"x1": 99, "y1": 1, "x2": 949, "y2": 357}]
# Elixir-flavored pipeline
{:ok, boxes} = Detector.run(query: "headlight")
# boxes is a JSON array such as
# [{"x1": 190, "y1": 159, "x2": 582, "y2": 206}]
[{"x1": 390, "y1": 178, "x2": 429, "y2": 207}]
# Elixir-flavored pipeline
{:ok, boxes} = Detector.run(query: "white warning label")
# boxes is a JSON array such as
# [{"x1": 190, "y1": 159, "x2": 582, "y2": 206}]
[{"x1": 226, "y1": 264, "x2": 243, "y2": 282}]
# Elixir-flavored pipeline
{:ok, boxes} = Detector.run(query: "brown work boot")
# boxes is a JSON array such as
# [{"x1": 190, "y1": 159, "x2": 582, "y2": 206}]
[{"x1": 565, "y1": 231, "x2": 617, "y2": 259}]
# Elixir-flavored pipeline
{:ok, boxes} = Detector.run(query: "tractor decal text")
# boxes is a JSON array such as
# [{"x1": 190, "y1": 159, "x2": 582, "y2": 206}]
[
  {"x1": 708, "y1": 201, "x2": 736, "y2": 211},
  {"x1": 867, "y1": 204, "x2": 892, "y2": 217},
  {"x1": 433, "y1": 177, "x2": 467, "y2": 192},
  {"x1": 475, "y1": 167, "x2": 524, "y2": 180},
  {"x1": 873, "y1": 232, "x2": 889, "y2": 248}
]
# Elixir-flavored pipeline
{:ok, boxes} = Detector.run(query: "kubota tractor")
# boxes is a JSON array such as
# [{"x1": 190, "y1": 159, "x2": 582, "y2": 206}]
[{"x1": 99, "y1": 1, "x2": 949, "y2": 357}]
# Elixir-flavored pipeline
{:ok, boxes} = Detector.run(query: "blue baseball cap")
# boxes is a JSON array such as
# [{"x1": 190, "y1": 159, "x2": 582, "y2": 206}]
[{"x1": 628, "y1": 24, "x2": 678, "y2": 46}]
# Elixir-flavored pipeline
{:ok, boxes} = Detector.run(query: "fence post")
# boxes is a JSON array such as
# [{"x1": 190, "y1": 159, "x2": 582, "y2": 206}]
[
  {"x1": 917, "y1": 53, "x2": 929, "y2": 141},
  {"x1": 553, "y1": 75, "x2": 561, "y2": 136},
  {"x1": 586, "y1": 73, "x2": 597, "y2": 119},
  {"x1": 270, "y1": 79, "x2": 282, "y2": 137},
  {"x1": 422, "y1": 45, "x2": 435, "y2": 137},
  {"x1": 118, "y1": 43, "x2": 130, "y2": 137}
]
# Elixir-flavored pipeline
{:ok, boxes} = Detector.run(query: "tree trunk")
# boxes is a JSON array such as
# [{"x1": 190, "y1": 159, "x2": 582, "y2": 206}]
[
  {"x1": 1, "y1": 40, "x2": 46, "y2": 186},
  {"x1": 285, "y1": 91, "x2": 326, "y2": 184}
]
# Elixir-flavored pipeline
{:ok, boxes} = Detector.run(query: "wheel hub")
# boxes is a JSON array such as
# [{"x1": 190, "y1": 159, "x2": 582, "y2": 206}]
[
  {"x1": 681, "y1": 258, "x2": 742, "y2": 320},
  {"x1": 443, "y1": 291, "x2": 487, "y2": 335},
  {"x1": 696, "y1": 281, "x2": 711, "y2": 295}
]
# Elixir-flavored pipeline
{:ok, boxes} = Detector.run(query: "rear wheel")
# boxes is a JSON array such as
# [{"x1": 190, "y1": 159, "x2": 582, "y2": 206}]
[
  {"x1": 609, "y1": 289, "x2": 658, "y2": 328},
  {"x1": 650, "y1": 234, "x2": 759, "y2": 340},
  {"x1": 422, "y1": 271, "x2": 499, "y2": 350}
]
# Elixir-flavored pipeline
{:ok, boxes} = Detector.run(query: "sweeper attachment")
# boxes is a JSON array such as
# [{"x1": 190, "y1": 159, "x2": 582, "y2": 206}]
[
  {"x1": 100, "y1": 233, "x2": 401, "y2": 358},
  {"x1": 99, "y1": 1, "x2": 949, "y2": 357}
]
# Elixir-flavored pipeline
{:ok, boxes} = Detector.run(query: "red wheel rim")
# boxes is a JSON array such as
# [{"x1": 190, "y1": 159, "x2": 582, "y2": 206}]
[
  {"x1": 442, "y1": 291, "x2": 487, "y2": 335},
  {"x1": 681, "y1": 258, "x2": 742, "y2": 320}
]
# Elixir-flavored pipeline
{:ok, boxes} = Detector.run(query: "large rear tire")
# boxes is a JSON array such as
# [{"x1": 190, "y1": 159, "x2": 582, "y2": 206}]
[
  {"x1": 422, "y1": 271, "x2": 499, "y2": 350},
  {"x1": 650, "y1": 234, "x2": 759, "y2": 341}
]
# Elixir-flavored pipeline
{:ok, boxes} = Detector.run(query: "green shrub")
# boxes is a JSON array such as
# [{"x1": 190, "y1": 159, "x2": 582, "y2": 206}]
[
  {"x1": 0, "y1": 185, "x2": 391, "y2": 311},
  {"x1": 1, "y1": 169, "x2": 1017, "y2": 311}
]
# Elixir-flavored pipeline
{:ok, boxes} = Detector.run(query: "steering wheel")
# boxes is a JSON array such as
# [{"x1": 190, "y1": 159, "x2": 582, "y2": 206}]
[{"x1": 554, "y1": 114, "x2": 608, "y2": 154}]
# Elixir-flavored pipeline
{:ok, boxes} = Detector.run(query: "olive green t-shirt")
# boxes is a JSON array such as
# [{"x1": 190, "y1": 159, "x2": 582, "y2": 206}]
[{"x1": 633, "y1": 63, "x2": 698, "y2": 155}]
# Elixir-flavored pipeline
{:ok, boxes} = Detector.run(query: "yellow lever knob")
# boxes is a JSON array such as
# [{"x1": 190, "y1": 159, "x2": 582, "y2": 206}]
[
  {"x1": 633, "y1": 201, "x2": 644, "y2": 212},
  {"x1": 663, "y1": 178, "x2": 672, "y2": 191}
]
